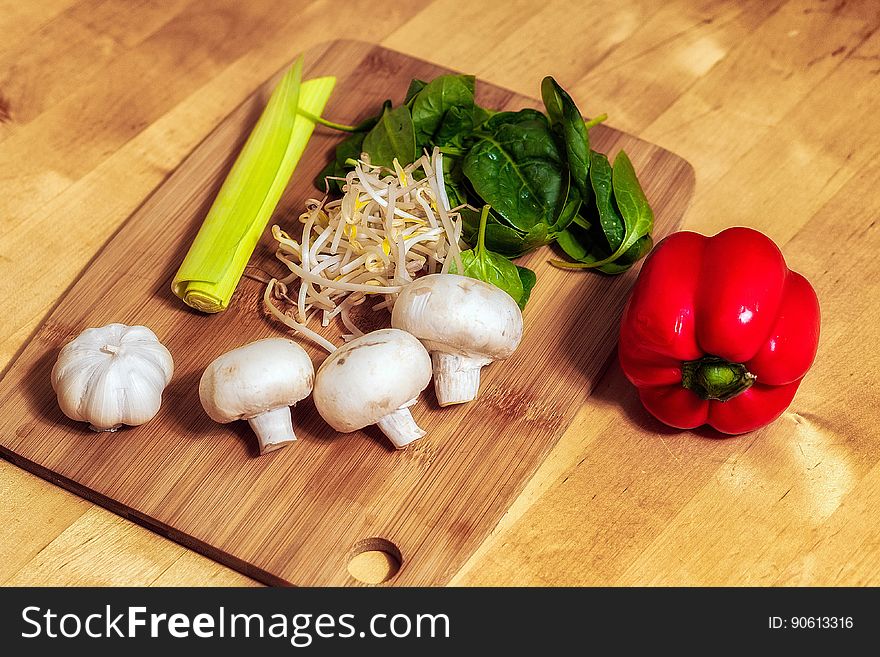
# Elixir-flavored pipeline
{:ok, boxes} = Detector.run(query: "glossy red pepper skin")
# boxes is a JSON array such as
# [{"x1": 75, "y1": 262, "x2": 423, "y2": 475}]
[{"x1": 618, "y1": 227, "x2": 820, "y2": 434}]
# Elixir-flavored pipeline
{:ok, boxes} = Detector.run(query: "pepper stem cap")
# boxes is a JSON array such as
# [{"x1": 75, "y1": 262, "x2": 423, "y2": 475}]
[{"x1": 681, "y1": 355, "x2": 756, "y2": 402}]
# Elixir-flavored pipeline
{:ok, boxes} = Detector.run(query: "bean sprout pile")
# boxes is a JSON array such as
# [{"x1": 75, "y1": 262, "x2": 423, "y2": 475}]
[{"x1": 263, "y1": 149, "x2": 465, "y2": 352}]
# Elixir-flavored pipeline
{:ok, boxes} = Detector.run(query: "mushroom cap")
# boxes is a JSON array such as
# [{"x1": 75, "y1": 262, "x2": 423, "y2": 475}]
[
  {"x1": 391, "y1": 273, "x2": 524, "y2": 360},
  {"x1": 312, "y1": 328, "x2": 431, "y2": 433},
  {"x1": 199, "y1": 338, "x2": 314, "y2": 424}
]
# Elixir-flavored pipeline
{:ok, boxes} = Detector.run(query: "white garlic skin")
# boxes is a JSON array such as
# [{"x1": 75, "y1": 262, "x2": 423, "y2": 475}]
[{"x1": 51, "y1": 323, "x2": 174, "y2": 432}]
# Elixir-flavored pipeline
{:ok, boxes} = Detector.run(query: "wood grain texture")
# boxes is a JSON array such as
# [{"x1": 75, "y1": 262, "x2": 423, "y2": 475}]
[
  {"x1": 2, "y1": 0, "x2": 879, "y2": 586},
  {"x1": 0, "y1": 40, "x2": 691, "y2": 586}
]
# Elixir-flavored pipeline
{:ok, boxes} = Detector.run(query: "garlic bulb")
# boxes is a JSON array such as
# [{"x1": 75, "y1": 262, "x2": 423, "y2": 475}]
[{"x1": 51, "y1": 323, "x2": 174, "y2": 432}]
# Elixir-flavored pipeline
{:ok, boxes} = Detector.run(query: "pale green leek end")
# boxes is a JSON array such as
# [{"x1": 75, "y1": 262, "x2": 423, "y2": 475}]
[{"x1": 172, "y1": 57, "x2": 336, "y2": 313}]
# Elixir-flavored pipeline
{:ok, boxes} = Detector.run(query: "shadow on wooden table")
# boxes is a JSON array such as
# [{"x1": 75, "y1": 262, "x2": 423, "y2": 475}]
[
  {"x1": 592, "y1": 356, "x2": 730, "y2": 441},
  {"x1": 21, "y1": 348, "x2": 75, "y2": 431}
]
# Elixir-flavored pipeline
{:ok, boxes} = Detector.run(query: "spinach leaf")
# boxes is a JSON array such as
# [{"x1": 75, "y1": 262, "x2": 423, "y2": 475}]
[
  {"x1": 349, "y1": 99, "x2": 392, "y2": 133},
  {"x1": 410, "y1": 74, "x2": 476, "y2": 147},
  {"x1": 555, "y1": 223, "x2": 592, "y2": 262},
  {"x1": 472, "y1": 103, "x2": 494, "y2": 127},
  {"x1": 461, "y1": 207, "x2": 524, "y2": 255},
  {"x1": 462, "y1": 109, "x2": 565, "y2": 231},
  {"x1": 460, "y1": 206, "x2": 556, "y2": 257},
  {"x1": 314, "y1": 100, "x2": 393, "y2": 192},
  {"x1": 571, "y1": 214, "x2": 591, "y2": 230},
  {"x1": 542, "y1": 76, "x2": 590, "y2": 198},
  {"x1": 589, "y1": 150, "x2": 624, "y2": 251},
  {"x1": 452, "y1": 205, "x2": 527, "y2": 306},
  {"x1": 551, "y1": 172, "x2": 582, "y2": 231},
  {"x1": 434, "y1": 104, "x2": 477, "y2": 149},
  {"x1": 441, "y1": 156, "x2": 470, "y2": 208},
  {"x1": 315, "y1": 130, "x2": 366, "y2": 194},
  {"x1": 556, "y1": 224, "x2": 650, "y2": 274},
  {"x1": 556, "y1": 237, "x2": 644, "y2": 274},
  {"x1": 595, "y1": 235, "x2": 653, "y2": 274},
  {"x1": 551, "y1": 150, "x2": 654, "y2": 272},
  {"x1": 609, "y1": 149, "x2": 653, "y2": 260},
  {"x1": 493, "y1": 222, "x2": 554, "y2": 256},
  {"x1": 404, "y1": 79, "x2": 428, "y2": 106},
  {"x1": 516, "y1": 266, "x2": 537, "y2": 310},
  {"x1": 455, "y1": 249, "x2": 524, "y2": 304},
  {"x1": 519, "y1": 223, "x2": 555, "y2": 253},
  {"x1": 550, "y1": 153, "x2": 626, "y2": 268},
  {"x1": 362, "y1": 105, "x2": 417, "y2": 169},
  {"x1": 554, "y1": 196, "x2": 652, "y2": 274}
]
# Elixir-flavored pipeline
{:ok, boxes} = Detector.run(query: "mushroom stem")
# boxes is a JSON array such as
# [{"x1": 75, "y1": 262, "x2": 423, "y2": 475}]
[
  {"x1": 376, "y1": 404, "x2": 426, "y2": 449},
  {"x1": 247, "y1": 407, "x2": 297, "y2": 454},
  {"x1": 432, "y1": 352, "x2": 489, "y2": 406}
]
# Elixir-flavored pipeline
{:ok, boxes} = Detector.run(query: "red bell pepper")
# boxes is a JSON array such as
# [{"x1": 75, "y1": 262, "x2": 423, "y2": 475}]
[{"x1": 618, "y1": 227, "x2": 820, "y2": 434}]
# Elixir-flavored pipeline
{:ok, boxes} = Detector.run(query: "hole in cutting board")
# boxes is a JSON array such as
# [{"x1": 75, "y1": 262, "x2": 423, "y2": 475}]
[{"x1": 347, "y1": 538, "x2": 402, "y2": 584}]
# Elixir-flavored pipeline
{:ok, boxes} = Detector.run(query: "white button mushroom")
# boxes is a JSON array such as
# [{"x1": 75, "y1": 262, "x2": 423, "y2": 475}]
[
  {"x1": 51, "y1": 323, "x2": 174, "y2": 431},
  {"x1": 199, "y1": 338, "x2": 314, "y2": 455},
  {"x1": 312, "y1": 328, "x2": 432, "y2": 449},
  {"x1": 391, "y1": 273, "x2": 523, "y2": 406}
]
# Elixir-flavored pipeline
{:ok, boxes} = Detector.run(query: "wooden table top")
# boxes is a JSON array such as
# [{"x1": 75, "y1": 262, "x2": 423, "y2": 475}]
[{"x1": 2, "y1": 0, "x2": 878, "y2": 587}]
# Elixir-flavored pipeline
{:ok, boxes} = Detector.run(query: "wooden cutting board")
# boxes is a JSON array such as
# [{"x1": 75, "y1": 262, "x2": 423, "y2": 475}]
[{"x1": 0, "y1": 40, "x2": 693, "y2": 586}]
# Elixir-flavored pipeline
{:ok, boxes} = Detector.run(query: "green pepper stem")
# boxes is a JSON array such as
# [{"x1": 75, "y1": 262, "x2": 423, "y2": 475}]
[{"x1": 681, "y1": 355, "x2": 756, "y2": 402}]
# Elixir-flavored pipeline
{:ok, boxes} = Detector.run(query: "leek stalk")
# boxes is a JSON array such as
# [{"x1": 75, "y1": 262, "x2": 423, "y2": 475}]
[{"x1": 172, "y1": 56, "x2": 336, "y2": 313}]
